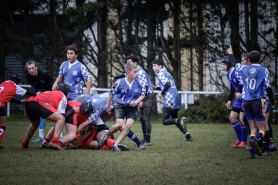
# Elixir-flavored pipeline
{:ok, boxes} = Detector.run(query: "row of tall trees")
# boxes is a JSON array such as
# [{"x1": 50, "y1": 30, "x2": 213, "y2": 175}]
[{"x1": 1, "y1": 0, "x2": 278, "y2": 93}]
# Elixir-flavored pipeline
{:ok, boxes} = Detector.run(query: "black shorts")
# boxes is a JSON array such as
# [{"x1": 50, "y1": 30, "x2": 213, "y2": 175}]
[
  {"x1": 0, "y1": 108, "x2": 6, "y2": 116},
  {"x1": 114, "y1": 106, "x2": 138, "y2": 120},
  {"x1": 65, "y1": 104, "x2": 74, "y2": 125},
  {"x1": 231, "y1": 107, "x2": 241, "y2": 114},
  {"x1": 25, "y1": 101, "x2": 53, "y2": 120}
]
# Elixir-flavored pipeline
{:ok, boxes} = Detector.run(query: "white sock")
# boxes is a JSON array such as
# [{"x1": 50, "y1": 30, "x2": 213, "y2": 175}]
[
  {"x1": 60, "y1": 133, "x2": 63, "y2": 138},
  {"x1": 39, "y1": 129, "x2": 44, "y2": 138}
]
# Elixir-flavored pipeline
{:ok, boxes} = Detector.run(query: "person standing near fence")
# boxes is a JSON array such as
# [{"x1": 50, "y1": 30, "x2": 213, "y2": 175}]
[
  {"x1": 52, "y1": 43, "x2": 92, "y2": 101},
  {"x1": 152, "y1": 59, "x2": 193, "y2": 142},
  {"x1": 0, "y1": 75, "x2": 36, "y2": 149},
  {"x1": 25, "y1": 60, "x2": 54, "y2": 143}
]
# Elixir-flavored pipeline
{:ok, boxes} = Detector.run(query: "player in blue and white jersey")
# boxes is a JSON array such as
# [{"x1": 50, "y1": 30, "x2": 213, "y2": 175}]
[
  {"x1": 98, "y1": 63, "x2": 146, "y2": 152},
  {"x1": 236, "y1": 50, "x2": 276, "y2": 157},
  {"x1": 152, "y1": 59, "x2": 193, "y2": 142},
  {"x1": 75, "y1": 92, "x2": 146, "y2": 150},
  {"x1": 221, "y1": 54, "x2": 248, "y2": 148},
  {"x1": 111, "y1": 55, "x2": 154, "y2": 146},
  {"x1": 52, "y1": 44, "x2": 92, "y2": 100}
]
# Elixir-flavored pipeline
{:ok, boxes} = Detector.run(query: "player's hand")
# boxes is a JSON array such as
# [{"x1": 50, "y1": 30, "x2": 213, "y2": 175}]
[
  {"x1": 227, "y1": 45, "x2": 233, "y2": 54},
  {"x1": 226, "y1": 101, "x2": 232, "y2": 110},
  {"x1": 36, "y1": 91, "x2": 41, "y2": 95},
  {"x1": 106, "y1": 105, "x2": 112, "y2": 116},
  {"x1": 110, "y1": 77, "x2": 116, "y2": 83},
  {"x1": 235, "y1": 93, "x2": 241, "y2": 99},
  {"x1": 130, "y1": 101, "x2": 137, "y2": 107},
  {"x1": 158, "y1": 93, "x2": 162, "y2": 99},
  {"x1": 152, "y1": 84, "x2": 156, "y2": 89},
  {"x1": 138, "y1": 101, "x2": 143, "y2": 108},
  {"x1": 20, "y1": 98, "x2": 28, "y2": 103},
  {"x1": 73, "y1": 105, "x2": 80, "y2": 113}
]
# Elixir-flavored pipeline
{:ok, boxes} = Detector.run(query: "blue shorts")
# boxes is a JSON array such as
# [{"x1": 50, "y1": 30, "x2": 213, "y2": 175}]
[
  {"x1": 233, "y1": 98, "x2": 243, "y2": 109},
  {"x1": 243, "y1": 99, "x2": 265, "y2": 121},
  {"x1": 263, "y1": 97, "x2": 271, "y2": 113}
]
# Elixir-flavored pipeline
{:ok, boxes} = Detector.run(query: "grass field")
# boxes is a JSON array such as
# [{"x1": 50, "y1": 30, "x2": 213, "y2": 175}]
[{"x1": 1, "y1": 115, "x2": 278, "y2": 185}]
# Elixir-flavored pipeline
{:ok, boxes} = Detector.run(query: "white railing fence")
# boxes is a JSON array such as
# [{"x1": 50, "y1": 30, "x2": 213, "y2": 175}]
[{"x1": 6, "y1": 85, "x2": 223, "y2": 117}]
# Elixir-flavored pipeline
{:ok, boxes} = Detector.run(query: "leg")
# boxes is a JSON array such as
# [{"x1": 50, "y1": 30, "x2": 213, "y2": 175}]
[
  {"x1": 59, "y1": 123, "x2": 77, "y2": 145},
  {"x1": 32, "y1": 118, "x2": 46, "y2": 142},
  {"x1": 20, "y1": 119, "x2": 40, "y2": 148},
  {"x1": 0, "y1": 112, "x2": 7, "y2": 148},
  {"x1": 141, "y1": 106, "x2": 152, "y2": 145}
]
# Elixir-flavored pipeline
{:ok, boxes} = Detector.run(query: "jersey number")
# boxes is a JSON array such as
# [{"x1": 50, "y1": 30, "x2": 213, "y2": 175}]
[
  {"x1": 0, "y1": 86, "x2": 4, "y2": 93},
  {"x1": 245, "y1": 78, "x2": 256, "y2": 90}
]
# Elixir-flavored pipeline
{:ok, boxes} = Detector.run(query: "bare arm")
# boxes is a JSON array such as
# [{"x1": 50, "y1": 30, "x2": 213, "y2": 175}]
[
  {"x1": 85, "y1": 78, "x2": 92, "y2": 94},
  {"x1": 52, "y1": 76, "x2": 63, "y2": 90}
]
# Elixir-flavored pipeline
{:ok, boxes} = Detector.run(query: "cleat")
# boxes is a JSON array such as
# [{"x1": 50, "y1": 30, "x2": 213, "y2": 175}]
[
  {"x1": 48, "y1": 142, "x2": 64, "y2": 151},
  {"x1": 185, "y1": 135, "x2": 194, "y2": 142},
  {"x1": 249, "y1": 140, "x2": 262, "y2": 156},
  {"x1": 262, "y1": 151, "x2": 272, "y2": 156},
  {"x1": 247, "y1": 148, "x2": 255, "y2": 159},
  {"x1": 141, "y1": 140, "x2": 152, "y2": 146},
  {"x1": 98, "y1": 135, "x2": 108, "y2": 147},
  {"x1": 269, "y1": 143, "x2": 277, "y2": 152},
  {"x1": 135, "y1": 144, "x2": 146, "y2": 150},
  {"x1": 118, "y1": 144, "x2": 129, "y2": 151},
  {"x1": 0, "y1": 146, "x2": 4, "y2": 149},
  {"x1": 245, "y1": 146, "x2": 252, "y2": 150},
  {"x1": 40, "y1": 140, "x2": 49, "y2": 149},
  {"x1": 231, "y1": 140, "x2": 241, "y2": 148},
  {"x1": 32, "y1": 137, "x2": 43, "y2": 143},
  {"x1": 237, "y1": 141, "x2": 247, "y2": 148},
  {"x1": 112, "y1": 145, "x2": 121, "y2": 152},
  {"x1": 20, "y1": 141, "x2": 29, "y2": 149}
]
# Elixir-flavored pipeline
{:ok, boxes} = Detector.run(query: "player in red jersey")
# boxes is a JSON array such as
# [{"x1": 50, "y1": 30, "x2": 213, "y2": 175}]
[
  {"x1": 20, "y1": 83, "x2": 77, "y2": 150},
  {"x1": 41, "y1": 100, "x2": 93, "y2": 148},
  {"x1": 0, "y1": 75, "x2": 36, "y2": 149}
]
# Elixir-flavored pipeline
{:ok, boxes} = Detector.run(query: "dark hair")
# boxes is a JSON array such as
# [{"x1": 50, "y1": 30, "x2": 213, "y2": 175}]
[
  {"x1": 249, "y1": 50, "x2": 260, "y2": 63},
  {"x1": 25, "y1": 60, "x2": 37, "y2": 69},
  {"x1": 152, "y1": 59, "x2": 164, "y2": 67},
  {"x1": 126, "y1": 55, "x2": 139, "y2": 64},
  {"x1": 242, "y1": 53, "x2": 250, "y2": 61},
  {"x1": 9, "y1": 74, "x2": 21, "y2": 85},
  {"x1": 66, "y1": 43, "x2": 78, "y2": 54}
]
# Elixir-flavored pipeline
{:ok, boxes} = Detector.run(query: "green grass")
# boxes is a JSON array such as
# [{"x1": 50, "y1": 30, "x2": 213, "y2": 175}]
[{"x1": 1, "y1": 115, "x2": 278, "y2": 185}]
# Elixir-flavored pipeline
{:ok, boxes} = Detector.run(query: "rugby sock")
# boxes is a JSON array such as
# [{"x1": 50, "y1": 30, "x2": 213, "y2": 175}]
[
  {"x1": 0, "y1": 126, "x2": 6, "y2": 146},
  {"x1": 263, "y1": 130, "x2": 270, "y2": 152},
  {"x1": 232, "y1": 121, "x2": 241, "y2": 141},
  {"x1": 127, "y1": 130, "x2": 141, "y2": 146},
  {"x1": 255, "y1": 131, "x2": 264, "y2": 141},
  {"x1": 240, "y1": 124, "x2": 248, "y2": 144},
  {"x1": 38, "y1": 118, "x2": 46, "y2": 138},
  {"x1": 52, "y1": 137, "x2": 59, "y2": 144},
  {"x1": 249, "y1": 134, "x2": 255, "y2": 141}
]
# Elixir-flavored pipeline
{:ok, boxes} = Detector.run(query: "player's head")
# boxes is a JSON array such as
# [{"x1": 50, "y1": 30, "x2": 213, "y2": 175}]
[
  {"x1": 9, "y1": 74, "x2": 21, "y2": 85},
  {"x1": 241, "y1": 53, "x2": 250, "y2": 65},
  {"x1": 57, "y1": 83, "x2": 70, "y2": 96},
  {"x1": 125, "y1": 62, "x2": 138, "y2": 80},
  {"x1": 126, "y1": 55, "x2": 139, "y2": 65},
  {"x1": 66, "y1": 43, "x2": 78, "y2": 54},
  {"x1": 249, "y1": 50, "x2": 261, "y2": 64},
  {"x1": 80, "y1": 102, "x2": 93, "y2": 115},
  {"x1": 152, "y1": 59, "x2": 164, "y2": 73},
  {"x1": 25, "y1": 60, "x2": 38, "y2": 76},
  {"x1": 221, "y1": 56, "x2": 233, "y2": 71}
]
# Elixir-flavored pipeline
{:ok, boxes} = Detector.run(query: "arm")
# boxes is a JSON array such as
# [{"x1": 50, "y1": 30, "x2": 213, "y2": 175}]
[
  {"x1": 113, "y1": 74, "x2": 126, "y2": 80},
  {"x1": 161, "y1": 82, "x2": 171, "y2": 95},
  {"x1": 266, "y1": 87, "x2": 276, "y2": 106},
  {"x1": 77, "y1": 120, "x2": 93, "y2": 133},
  {"x1": 84, "y1": 78, "x2": 92, "y2": 94},
  {"x1": 106, "y1": 94, "x2": 114, "y2": 116},
  {"x1": 52, "y1": 76, "x2": 63, "y2": 90}
]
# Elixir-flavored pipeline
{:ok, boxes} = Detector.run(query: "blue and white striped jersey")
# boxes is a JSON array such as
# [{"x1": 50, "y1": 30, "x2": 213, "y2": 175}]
[{"x1": 156, "y1": 68, "x2": 180, "y2": 109}]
